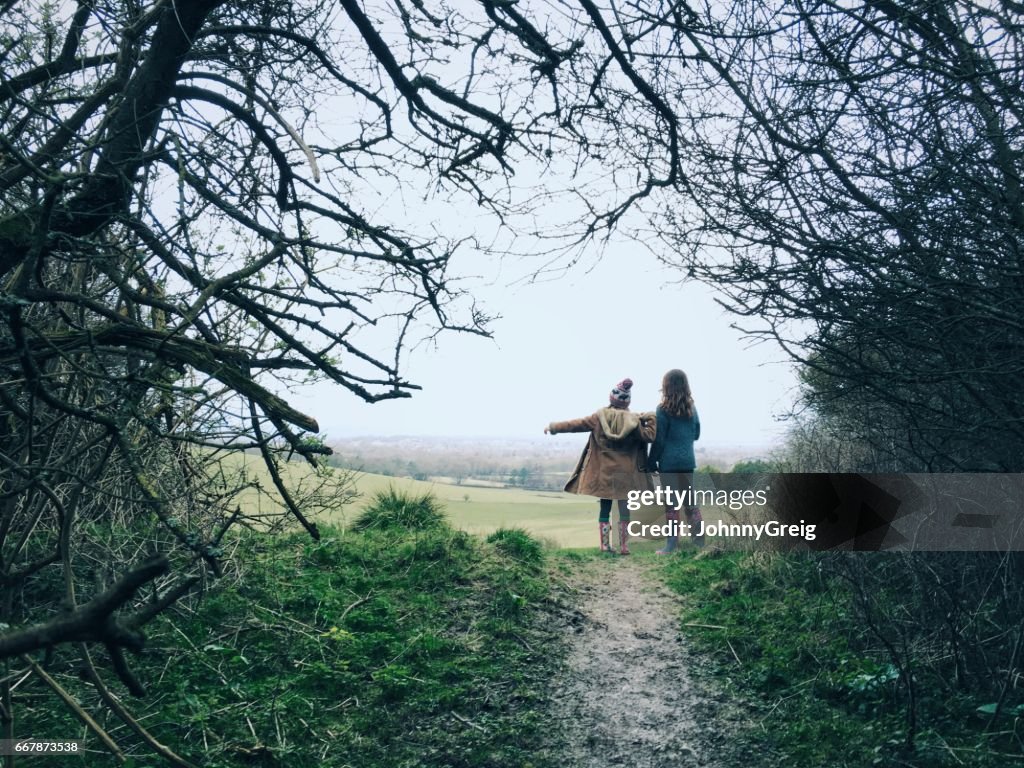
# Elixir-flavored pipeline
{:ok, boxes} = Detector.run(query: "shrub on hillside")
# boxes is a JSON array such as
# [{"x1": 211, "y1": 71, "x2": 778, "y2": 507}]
[{"x1": 352, "y1": 487, "x2": 447, "y2": 531}]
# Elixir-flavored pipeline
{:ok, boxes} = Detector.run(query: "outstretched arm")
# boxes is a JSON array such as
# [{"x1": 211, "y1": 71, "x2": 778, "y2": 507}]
[{"x1": 547, "y1": 413, "x2": 597, "y2": 434}]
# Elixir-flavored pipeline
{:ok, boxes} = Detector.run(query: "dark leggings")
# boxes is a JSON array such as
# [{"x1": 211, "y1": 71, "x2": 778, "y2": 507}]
[{"x1": 598, "y1": 498, "x2": 630, "y2": 523}]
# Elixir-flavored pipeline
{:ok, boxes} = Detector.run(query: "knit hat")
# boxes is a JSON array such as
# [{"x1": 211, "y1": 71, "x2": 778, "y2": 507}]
[{"x1": 609, "y1": 378, "x2": 633, "y2": 408}]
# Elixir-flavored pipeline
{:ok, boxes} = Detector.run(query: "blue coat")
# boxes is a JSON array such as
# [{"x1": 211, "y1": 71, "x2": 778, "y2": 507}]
[{"x1": 648, "y1": 406, "x2": 700, "y2": 472}]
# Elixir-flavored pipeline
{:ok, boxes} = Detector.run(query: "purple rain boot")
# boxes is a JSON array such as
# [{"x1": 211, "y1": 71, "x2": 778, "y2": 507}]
[{"x1": 686, "y1": 507, "x2": 705, "y2": 547}]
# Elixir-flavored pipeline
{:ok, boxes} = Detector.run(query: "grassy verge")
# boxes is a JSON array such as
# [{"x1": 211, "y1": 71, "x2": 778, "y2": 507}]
[
  {"x1": 22, "y1": 491, "x2": 560, "y2": 767},
  {"x1": 662, "y1": 551, "x2": 1021, "y2": 768}
]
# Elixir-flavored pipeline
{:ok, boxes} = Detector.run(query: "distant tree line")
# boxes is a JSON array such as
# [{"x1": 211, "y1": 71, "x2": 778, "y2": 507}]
[{"x1": 328, "y1": 450, "x2": 570, "y2": 491}]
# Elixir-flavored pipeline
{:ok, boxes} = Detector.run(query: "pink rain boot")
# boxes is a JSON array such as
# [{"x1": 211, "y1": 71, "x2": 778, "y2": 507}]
[
  {"x1": 598, "y1": 522, "x2": 613, "y2": 553},
  {"x1": 618, "y1": 520, "x2": 631, "y2": 555}
]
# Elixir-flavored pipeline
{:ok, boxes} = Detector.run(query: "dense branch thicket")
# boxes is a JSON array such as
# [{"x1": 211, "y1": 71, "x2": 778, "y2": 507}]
[
  {"x1": 555, "y1": 1, "x2": 1024, "y2": 470},
  {"x1": 659, "y1": 1, "x2": 1024, "y2": 470}
]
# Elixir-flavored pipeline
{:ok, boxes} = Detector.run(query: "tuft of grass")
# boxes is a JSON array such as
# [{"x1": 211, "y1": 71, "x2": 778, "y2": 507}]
[
  {"x1": 486, "y1": 527, "x2": 544, "y2": 569},
  {"x1": 351, "y1": 485, "x2": 448, "y2": 531}
]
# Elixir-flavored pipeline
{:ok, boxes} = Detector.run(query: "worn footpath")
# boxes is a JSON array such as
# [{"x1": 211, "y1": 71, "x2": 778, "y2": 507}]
[{"x1": 542, "y1": 556, "x2": 773, "y2": 768}]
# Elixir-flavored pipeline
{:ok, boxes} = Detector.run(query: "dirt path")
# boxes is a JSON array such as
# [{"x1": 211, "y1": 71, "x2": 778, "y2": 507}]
[{"x1": 544, "y1": 556, "x2": 767, "y2": 768}]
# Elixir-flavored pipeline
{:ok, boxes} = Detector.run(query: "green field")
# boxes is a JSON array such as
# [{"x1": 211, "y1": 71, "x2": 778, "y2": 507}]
[{"x1": 228, "y1": 453, "x2": 599, "y2": 547}]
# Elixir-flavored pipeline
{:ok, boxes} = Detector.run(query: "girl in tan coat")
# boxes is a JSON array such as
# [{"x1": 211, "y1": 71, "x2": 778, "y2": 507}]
[{"x1": 545, "y1": 378, "x2": 656, "y2": 554}]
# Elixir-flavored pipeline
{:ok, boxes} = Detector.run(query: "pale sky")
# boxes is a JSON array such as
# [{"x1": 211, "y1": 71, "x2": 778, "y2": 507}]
[
  {"x1": 281, "y1": 1, "x2": 800, "y2": 448},
  {"x1": 292, "y1": 248, "x2": 798, "y2": 447}
]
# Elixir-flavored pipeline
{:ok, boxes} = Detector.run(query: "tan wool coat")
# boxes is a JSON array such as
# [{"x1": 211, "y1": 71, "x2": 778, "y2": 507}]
[{"x1": 548, "y1": 407, "x2": 656, "y2": 500}]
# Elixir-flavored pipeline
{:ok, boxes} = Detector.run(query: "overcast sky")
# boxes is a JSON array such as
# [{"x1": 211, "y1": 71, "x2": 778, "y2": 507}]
[
  {"x1": 292, "y1": 247, "x2": 798, "y2": 447},
  {"x1": 279, "y1": 1, "x2": 799, "y2": 448}
]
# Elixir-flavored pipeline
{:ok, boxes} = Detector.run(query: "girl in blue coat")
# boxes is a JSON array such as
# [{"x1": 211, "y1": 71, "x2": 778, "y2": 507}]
[{"x1": 647, "y1": 369, "x2": 703, "y2": 552}]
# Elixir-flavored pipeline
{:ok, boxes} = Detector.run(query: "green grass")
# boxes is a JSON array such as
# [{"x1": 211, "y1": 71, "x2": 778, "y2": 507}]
[
  {"x1": 351, "y1": 486, "x2": 448, "y2": 531},
  {"x1": 17, "y1": 478, "x2": 1015, "y2": 767},
  {"x1": 661, "y1": 551, "x2": 1018, "y2": 768},
  {"x1": 22, "y1": 492, "x2": 562, "y2": 767},
  {"x1": 485, "y1": 528, "x2": 545, "y2": 569}
]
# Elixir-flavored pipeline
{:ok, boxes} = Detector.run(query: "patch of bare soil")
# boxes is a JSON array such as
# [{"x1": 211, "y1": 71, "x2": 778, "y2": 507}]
[{"x1": 542, "y1": 557, "x2": 774, "y2": 768}]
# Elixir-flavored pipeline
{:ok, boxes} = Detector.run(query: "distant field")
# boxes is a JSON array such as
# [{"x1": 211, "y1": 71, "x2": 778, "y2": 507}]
[{"x1": 225, "y1": 453, "x2": 598, "y2": 548}]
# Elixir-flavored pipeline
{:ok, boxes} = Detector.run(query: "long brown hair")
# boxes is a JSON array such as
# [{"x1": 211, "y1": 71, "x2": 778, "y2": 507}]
[{"x1": 660, "y1": 369, "x2": 694, "y2": 418}]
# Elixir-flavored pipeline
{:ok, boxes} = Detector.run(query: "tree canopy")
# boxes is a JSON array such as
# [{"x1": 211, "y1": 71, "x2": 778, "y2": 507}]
[{"x1": 624, "y1": 1, "x2": 1024, "y2": 470}]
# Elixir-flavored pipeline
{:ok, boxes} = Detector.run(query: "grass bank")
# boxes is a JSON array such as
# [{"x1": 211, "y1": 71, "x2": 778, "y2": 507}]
[
  {"x1": 663, "y1": 551, "x2": 1022, "y2": 767},
  {"x1": 24, "y1": 491, "x2": 561, "y2": 767}
]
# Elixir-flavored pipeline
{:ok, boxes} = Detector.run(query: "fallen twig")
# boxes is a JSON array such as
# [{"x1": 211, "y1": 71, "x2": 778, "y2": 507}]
[
  {"x1": 22, "y1": 655, "x2": 125, "y2": 763},
  {"x1": 79, "y1": 645, "x2": 197, "y2": 768},
  {"x1": 726, "y1": 639, "x2": 742, "y2": 666},
  {"x1": 339, "y1": 593, "x2": 373, "y2": 623},
  {"x1": 451, "y1": 712, "x2": 486, "y2": 732}
]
